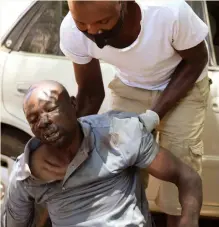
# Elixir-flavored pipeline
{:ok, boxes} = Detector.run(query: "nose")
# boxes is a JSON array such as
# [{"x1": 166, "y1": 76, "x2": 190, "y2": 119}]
[
  {"x1": 86, "y1": 24, "x2": 101, "y2": 35},
  {"x1": 38, "y1": 114, "x2": 51, "y2": 129}
]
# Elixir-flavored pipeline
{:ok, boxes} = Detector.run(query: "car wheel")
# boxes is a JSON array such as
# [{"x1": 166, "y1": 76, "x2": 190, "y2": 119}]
[{"x1": 1, "y1": 127, "x2": 30, "y2": 158}]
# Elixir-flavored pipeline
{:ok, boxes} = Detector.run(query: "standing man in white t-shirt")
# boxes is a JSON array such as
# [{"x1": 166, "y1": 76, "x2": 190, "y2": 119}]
[{"x1": 32, "y1": 0, "x2": 209, "y2": 226}]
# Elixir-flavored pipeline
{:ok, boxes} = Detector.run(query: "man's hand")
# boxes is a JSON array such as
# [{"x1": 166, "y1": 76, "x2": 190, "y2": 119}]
[{"x1": 30, "y1": 145, "x2": 68, "y2": 181}]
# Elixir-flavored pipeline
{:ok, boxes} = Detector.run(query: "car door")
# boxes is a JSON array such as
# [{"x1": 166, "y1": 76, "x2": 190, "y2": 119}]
[
  {"x1": 180, "y1": 1, "x2": 219, "y2": 216},
  {"x1": 201, "y1": 1, "x2": 219, "y2": 216},
  {"x1": 1, "y1": 1, "x2": 115, "y2": 126},
  {"x1": 202, "y1": 67, "x2": 219, "y2": 216}
]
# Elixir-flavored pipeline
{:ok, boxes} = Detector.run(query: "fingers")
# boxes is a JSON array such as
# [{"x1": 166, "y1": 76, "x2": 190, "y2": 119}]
[
  {"x1": 45, "y1": 152, "x2": 70, "y2": 166},
  {"x1": 30, "y1": 147, "x2": 68, "y2": 181},
  {"x1": 43, "y1": 161, "x2": 67, "y2": 175},
  {"x1": 46, "y1": 158, "x2": 66, "y2": 167},
  {"x1": 39, "y1": 165, "x2": 66, "y2": 181}
]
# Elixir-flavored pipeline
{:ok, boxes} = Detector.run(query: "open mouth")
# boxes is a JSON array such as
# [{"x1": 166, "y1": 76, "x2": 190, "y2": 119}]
[{"x1": 44, "y1": 131, "x2": 60, "y2": 142}]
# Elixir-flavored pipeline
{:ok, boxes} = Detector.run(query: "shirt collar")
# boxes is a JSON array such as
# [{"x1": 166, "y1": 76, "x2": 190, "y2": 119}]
[
  {"x1": 16, "y1": 137, "x2": 41, "y2": 181},
  {"x1": 62, "y1": 119, "x2": 94, "y2": 184}
]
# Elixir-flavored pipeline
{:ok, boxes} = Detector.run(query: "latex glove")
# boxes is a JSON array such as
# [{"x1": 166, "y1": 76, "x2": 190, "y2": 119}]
[{"x1": 138, "y1": 110, "x2": 160, "y2": 133}]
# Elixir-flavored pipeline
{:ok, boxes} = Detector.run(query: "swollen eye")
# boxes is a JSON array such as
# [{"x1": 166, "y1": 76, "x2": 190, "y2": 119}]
[
  {"x1": 100, "y1": 19, "x2": 109, "y2": 24},
  {"x1": 48, "y1": 106, "x2": 57, "y2": 112}
]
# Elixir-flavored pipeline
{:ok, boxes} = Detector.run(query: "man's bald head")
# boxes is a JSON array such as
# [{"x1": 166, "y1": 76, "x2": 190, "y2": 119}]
[
  {"x1": 68, "y1": 0, "x2": 118, "y2": 11},
  {"x1": 23, "y1": 80, "x2": 70, "y2": 112}
]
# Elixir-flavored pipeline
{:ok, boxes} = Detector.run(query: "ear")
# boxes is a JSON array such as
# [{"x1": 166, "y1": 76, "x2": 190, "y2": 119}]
[{"x1": 70, "y1": 96, "x2": 76, "y2": 108}]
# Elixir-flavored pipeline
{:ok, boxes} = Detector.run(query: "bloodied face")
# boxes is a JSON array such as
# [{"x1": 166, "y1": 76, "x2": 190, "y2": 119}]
[{"x1": 23, "y1": 81, "x2": 77, "y2": 149}]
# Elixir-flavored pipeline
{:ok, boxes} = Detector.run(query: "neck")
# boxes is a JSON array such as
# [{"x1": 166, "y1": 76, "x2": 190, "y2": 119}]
[
  {"x1": 65, "y1": 122, "x2": 84, "y2": 161},
  {"x1": 110, "y1": 1, "x2": 141, "y2": 48}
]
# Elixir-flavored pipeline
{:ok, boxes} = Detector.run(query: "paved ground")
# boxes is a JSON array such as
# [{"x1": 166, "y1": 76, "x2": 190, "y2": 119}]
[
  {"x1": 42, "y1": 212, "x2": 219, "y2": 226},
  {"x1": 152, "y1": 212, "x2": 219, "y2": 227}
]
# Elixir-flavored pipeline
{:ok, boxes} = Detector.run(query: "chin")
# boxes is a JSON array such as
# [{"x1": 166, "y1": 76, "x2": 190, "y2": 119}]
[{"x1": 51, "y1": 137, "x2": 71, "y2": 149}]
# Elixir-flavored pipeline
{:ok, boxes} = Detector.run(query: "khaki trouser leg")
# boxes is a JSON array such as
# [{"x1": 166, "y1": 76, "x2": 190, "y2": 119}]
[{"x1": 108, "y1": 76, "x2": 210, "y2": 215}]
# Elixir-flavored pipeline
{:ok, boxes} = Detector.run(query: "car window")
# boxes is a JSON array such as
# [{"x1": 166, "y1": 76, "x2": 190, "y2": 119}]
[
  {"x1": 19, "y1": 1, "x2": 68, "y2": 56},
  {"x1": 207, "y1": 1, "x2": 219, "y2": 66},
  {"x1": 187, "y1": 1, "x2": 218, "y2": 66}
]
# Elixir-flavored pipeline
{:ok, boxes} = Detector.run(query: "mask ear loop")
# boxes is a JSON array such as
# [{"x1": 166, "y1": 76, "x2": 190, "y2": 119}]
[{"x1": 119, "y1": 1, "x2": 127, "y2": 20}]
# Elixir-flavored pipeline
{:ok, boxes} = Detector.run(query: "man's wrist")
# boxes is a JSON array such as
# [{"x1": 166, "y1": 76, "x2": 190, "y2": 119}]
[
  {"x1": 181, "y1": 207, "x2": 200, "y2": 224},
  {"x1": 178, "y1": 215, "x2": 199, "y2": 227},
  {"x1": 151, "y1": 106, "x2": 164, "y2": 120}
]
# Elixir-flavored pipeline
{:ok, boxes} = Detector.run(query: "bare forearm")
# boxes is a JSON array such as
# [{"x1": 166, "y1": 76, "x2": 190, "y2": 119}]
[
  {"x1": 152, "y1": 57, "x2": 208, "y2": 119},
  {"x1": 147, "y1": 148, "x2": 203, "y2": 221},
  {"x1": 177, "y1": 166, "x2": 203, "y2": 221},
  {"x1": 76, "y1": 88, "x2": 105, "y2": 117}
]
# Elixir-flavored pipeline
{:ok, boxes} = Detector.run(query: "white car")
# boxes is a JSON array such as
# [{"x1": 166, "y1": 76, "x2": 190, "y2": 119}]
[{"x1": 1, "y1": 0, "x2": 219, "y2": 218}]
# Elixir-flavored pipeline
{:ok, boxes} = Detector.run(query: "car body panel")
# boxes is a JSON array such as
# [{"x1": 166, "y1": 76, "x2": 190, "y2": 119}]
[
  {"x1": 146, "y1": 67, "x2": 219, "y2": 217},
  {"x1": 0, "y1": 155, "x2": 15, "y2": 211},
  {"x1": 1, "y1": 49, "x2": 115, "y2": 131}
]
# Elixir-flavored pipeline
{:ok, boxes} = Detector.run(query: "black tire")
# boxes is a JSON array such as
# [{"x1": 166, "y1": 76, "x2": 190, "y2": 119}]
[{"x1": 1, "y1": 126, "x2": 31, "y2": 158}]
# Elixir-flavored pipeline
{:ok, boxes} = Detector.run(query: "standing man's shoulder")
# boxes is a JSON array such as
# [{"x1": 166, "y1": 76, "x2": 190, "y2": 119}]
[
  {"x1": 60, "y1": 12, "x2": 92, "y2": 64},
  {"x1": 141, "y1": 0, "x2": 208, "y2": 50},
  {"x1": 141, "y1": 0, "x2": 193, "y2": 14}
]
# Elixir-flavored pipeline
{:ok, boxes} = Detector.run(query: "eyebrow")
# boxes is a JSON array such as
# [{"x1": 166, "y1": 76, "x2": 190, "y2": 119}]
[{"x1": 74, "y1": 16, "x2": 112, "y2": 24}]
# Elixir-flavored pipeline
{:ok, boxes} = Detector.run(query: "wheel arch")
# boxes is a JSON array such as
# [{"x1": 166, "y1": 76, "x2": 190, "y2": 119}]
[{"x1": 1, "y1": 123, "x2": 31, "y2": 143}]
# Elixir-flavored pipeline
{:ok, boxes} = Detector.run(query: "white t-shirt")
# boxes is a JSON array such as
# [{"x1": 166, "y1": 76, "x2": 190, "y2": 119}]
[{"x1": 60, "y1": 0, "x2": 209, "y2": 90}]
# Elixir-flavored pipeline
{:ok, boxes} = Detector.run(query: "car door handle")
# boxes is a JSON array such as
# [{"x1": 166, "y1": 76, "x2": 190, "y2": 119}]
[
  {"x1": 17, "y1": 83, "x2": 31, "y2": 94},
  {"x1": 212, "y1": 97, "x2": 219, "y2": 113},
  {"x1": 17, "y1": 88, "x2": 28, "y2": 94}
]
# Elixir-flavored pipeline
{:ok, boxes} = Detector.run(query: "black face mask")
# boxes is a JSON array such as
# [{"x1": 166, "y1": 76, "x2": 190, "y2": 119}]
[{"x1": 79, "y1": 13, "x2": 124, "y2": 49}]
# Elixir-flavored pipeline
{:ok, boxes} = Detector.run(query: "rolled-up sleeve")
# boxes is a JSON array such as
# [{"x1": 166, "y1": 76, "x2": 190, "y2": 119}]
[
  {"x1": 109, "y1": 116, "x2": 159, "y2": 169},
  {"x1": 2, "y1": 164, "x2": 34, "y2": 227},
  {"x1": 60, "y1": 12, "x2": 92, "y2": 64},
  {"x1": 171, "y1": 0, "x2": 208, "y2": 50},
  {"x1": 135, "y1": 130, "x2": 159, "y2": 168}
]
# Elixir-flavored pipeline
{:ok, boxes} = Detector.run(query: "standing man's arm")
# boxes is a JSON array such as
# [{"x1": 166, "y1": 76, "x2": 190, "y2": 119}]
[
  {"x1": 60, "y1": 13, "x2": 105, "y2": 117},
  {"x1": 152, "y1": 41, "x2": 208, "y2": 119},
  {"x1": 73, "y1": 59, "x2": 105, "y2": 117},
  {"x1": 152, "y1": 1, "x2": 209, "y2": 119},
  {"x1": 2, "y1": 165, "x2": 35, "y2": 227}
]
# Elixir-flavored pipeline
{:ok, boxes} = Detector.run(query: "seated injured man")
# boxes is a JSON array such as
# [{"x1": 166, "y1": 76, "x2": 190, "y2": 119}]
[{"x1": 3, "y1": 80, "x2": 202, "y2": 227}]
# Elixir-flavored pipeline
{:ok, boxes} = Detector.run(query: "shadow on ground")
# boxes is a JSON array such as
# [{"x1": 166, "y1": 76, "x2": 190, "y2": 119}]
[{"x1": 152, "y1": 212, "x2": 219, "y2": 227}]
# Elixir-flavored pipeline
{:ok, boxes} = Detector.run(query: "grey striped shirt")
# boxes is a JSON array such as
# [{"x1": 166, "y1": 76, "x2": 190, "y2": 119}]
[{"x1": 3, "y1": 111, "x2": 159, "y2": 227}]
